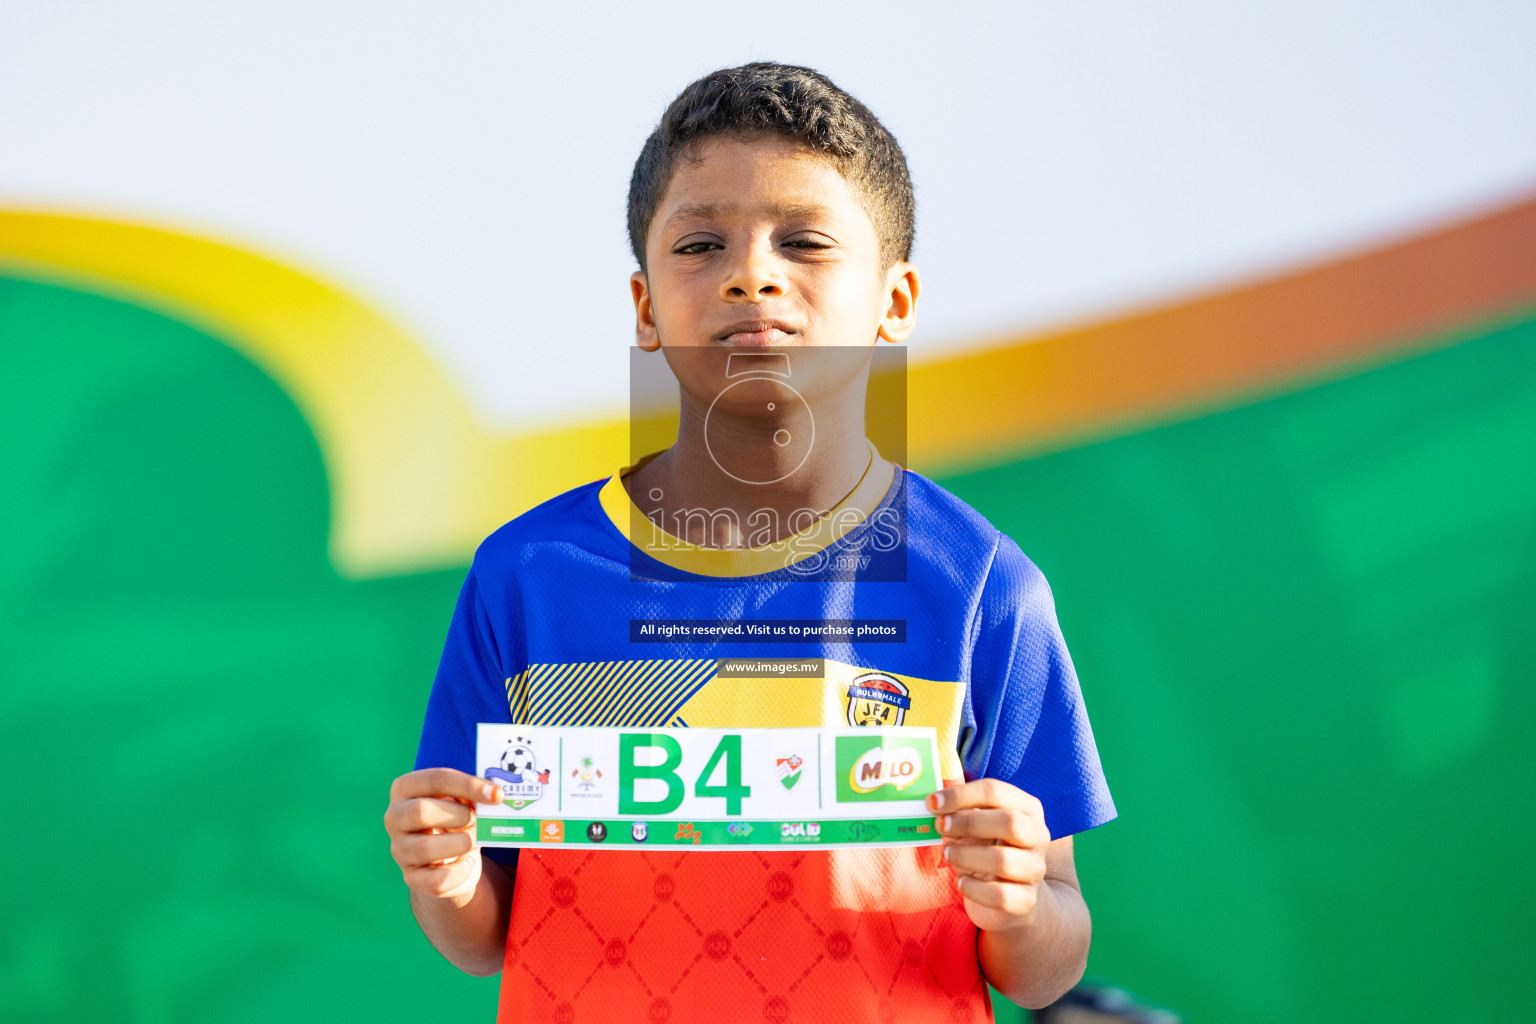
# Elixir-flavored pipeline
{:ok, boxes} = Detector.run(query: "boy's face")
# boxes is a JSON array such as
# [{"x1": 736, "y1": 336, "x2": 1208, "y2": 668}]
[{"x1": 630, "y1": 133, "x2": 918, "y2": 361}]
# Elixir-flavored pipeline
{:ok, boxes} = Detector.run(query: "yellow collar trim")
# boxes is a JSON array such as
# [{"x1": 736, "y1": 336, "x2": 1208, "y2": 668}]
[{"x1": 598, "y1": 440, "x2": 896, "y2": 578}]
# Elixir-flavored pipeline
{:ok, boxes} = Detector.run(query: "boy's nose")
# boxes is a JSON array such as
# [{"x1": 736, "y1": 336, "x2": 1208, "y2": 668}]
[{"x1": 720, "y1": 248, "x2": 785, "y2": 300}]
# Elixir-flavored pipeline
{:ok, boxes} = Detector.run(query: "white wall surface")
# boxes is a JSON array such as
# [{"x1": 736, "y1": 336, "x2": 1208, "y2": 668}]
[{"x1": 4, "y1": 1, "x2": 1534, "y2": 427}]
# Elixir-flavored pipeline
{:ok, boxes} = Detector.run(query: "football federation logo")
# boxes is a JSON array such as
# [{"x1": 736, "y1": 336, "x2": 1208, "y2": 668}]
[
  {"x1": 567, "y1": 754, "x2": 604, "y2": 800},
  {"x1": 631, "y1": 822, "x2": 649, "y2": 843},
  {"x1": 847, "y1": 672, "x2": 911, "y2": 727},
  {"x1": 484, "y1": 735, "x2": 552, "y2": 808},
  {"x1": 775, "y1": 753, "x2": 805, "y2": 790}
]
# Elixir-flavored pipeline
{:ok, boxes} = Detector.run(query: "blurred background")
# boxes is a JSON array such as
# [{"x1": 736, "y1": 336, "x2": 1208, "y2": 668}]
[{"x1": 3, "y1": 3, "x2": 1534, "y2": 1021}]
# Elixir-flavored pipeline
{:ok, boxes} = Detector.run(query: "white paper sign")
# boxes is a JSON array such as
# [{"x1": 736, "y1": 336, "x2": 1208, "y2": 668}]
[{"x1": 474, "y1": 724, "x2": 942, "y2": 851}]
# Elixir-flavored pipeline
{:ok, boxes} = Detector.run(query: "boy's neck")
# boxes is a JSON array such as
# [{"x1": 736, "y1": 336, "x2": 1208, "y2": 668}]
[{"x1": 623, "y1": 371, "x2": 879, "y2": 549}]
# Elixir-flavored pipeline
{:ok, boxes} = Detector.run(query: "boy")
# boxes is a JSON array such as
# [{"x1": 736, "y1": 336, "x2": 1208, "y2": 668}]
[{"x1": 384, "y1": 62, "x2": 1114, "y2": 1022}]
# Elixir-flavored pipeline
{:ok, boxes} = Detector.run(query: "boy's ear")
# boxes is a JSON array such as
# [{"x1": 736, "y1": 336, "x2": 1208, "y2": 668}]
[
  {"x1": 877, "y1": 262, "x2": 920, "y2": 344},
  {"x1": 631, "y1": 271, "x2": 661, "y2": 352}
]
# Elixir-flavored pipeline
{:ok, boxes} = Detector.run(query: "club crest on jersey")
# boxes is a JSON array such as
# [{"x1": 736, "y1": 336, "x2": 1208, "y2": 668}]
[
  {"x1": 775, "y1": 753, "x2": 805, "y2": 790},
  {"x1": 846, "y1": 672, "x2": 911, "y2": 727},
  {"x1": 484, "y1": 735, "x2": 551, "y2": 809}
]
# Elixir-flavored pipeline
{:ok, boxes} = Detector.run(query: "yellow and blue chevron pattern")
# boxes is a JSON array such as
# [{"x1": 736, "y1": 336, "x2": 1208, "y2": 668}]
[{"x1": 504, "y1": 657, "x2": 717, "y2": 727}]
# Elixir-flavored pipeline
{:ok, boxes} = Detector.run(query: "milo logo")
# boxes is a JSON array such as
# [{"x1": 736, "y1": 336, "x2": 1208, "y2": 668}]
[
  {"x1": 833, "y1": 735, "x2": 935, "y2": 804},
  {"x1": 847, "y1": 745, "x2": 923, "y2": 793}
]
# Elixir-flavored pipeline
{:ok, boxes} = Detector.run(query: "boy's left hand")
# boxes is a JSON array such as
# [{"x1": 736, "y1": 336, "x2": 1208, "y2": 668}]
[{"x1": 928, "y1": 779, "x2": 1052, "y2": 932}]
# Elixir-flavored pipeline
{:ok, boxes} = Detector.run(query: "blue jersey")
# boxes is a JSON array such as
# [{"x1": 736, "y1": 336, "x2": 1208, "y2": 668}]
[{"x1": 417, "y1": 445, "x2": 1114, "y2": 1024}]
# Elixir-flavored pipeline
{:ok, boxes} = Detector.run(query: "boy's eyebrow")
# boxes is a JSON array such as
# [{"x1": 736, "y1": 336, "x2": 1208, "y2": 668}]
[{"x1": 665, "y1": 201, "x2": 837, "y2": 226}]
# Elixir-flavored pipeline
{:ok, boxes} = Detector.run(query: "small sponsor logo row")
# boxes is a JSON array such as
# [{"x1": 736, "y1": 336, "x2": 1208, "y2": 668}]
[{"x1": 480, "y1": 817, "x2": 935, "y2": 846}]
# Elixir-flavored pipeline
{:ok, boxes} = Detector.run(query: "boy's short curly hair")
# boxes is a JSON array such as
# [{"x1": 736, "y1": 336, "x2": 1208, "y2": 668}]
[{"x1": 627, "y1": 62, "x2": 915, "y2": 272}]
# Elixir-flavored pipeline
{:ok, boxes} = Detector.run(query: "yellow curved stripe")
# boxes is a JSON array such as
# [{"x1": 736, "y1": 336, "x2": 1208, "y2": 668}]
[
  {"x1": 5, "y1": 196, "x2": 1533, "y2": 577},
  {"x1": 0, "y1": 210, "x2": 626, "y2": 578},
  {"x1": 904, "y1": 191, "x2": 1536, "y2": 471}
]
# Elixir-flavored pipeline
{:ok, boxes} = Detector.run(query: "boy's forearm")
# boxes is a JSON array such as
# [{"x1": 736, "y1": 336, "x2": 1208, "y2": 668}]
[
  {"x1": 978, "y1": 876, "x2": 1091, "y2": 1010},
  {"x1": 409, "y1": 857, "x2": 514, "y2": 977}
]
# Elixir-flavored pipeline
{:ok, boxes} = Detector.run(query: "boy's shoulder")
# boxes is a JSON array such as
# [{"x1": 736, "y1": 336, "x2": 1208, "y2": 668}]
[
  {"x1": 900, "y1": 467, "x2": 999, "y2": 546},
  {"x1": 470, "y1": 474, "x2": 613, "y2": 572},
  {"x1": 900, "y1": 466, "x2": 1043, "y2": 591}
]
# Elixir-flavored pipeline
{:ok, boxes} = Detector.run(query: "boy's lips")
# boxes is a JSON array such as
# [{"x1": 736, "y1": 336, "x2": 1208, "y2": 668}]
[{"x1": 716, "y1": 320, "x2": 797, "y2": 346}]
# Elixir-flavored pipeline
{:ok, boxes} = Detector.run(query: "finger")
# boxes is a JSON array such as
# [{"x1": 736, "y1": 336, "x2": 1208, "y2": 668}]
[
  {"x1": 393, "y1": 829, "x2": 475, "y2": 869},
  {"x1": 944, "y1": 842, "x2": 1043, "y2": 885},
  {"x1": 385, "y1": 795, "x2": 475, "y2": 835},
  {"x1": 927, "y1": 778, "x2": 1039, "y2": 816},
  {"x1": 404, "y1": 858, "x2": 480, "y2": 902},
  {"x1": 938, "y1": 807, "x2": 1050, "y2": 848},
  {"x1": 390, "y1": 768, "x2": 500, "y2": 806},
  {"x1": 956, "y1": 874, "x2": 1039, "y2": 918}
]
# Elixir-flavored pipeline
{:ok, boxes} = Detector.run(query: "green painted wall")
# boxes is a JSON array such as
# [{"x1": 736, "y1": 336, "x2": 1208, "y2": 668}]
[
  {"x1": 3, "y1": 275, "x2": 1532, "y2": 1021},
  {"x1": 941, "y1": 312, "x2": 1536, "y2": 1023},
  {"x1": 0, "y1": 278, "x2": 496, "y2": 1020}
]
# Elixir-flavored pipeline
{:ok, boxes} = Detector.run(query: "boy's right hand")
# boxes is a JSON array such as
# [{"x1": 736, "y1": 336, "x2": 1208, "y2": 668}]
[{"x1": 384, "y1": 768, "x2": 500, "y2": 906}]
